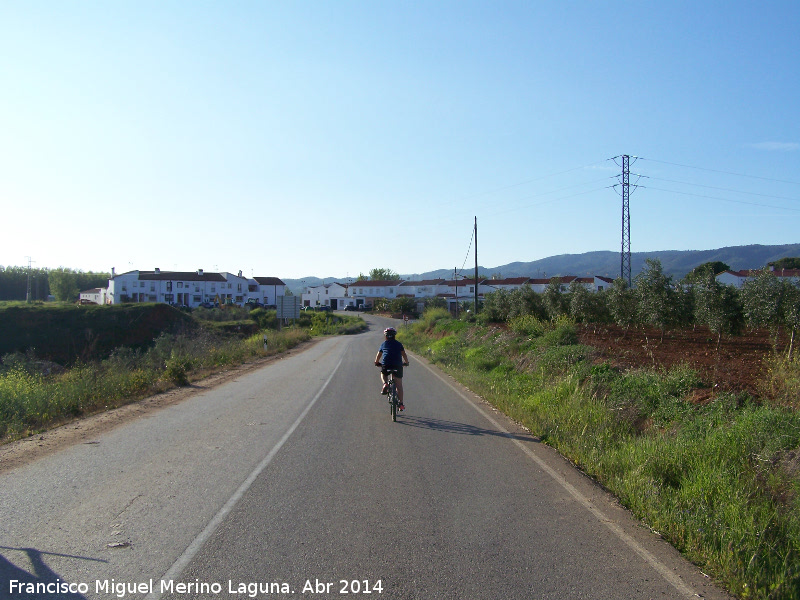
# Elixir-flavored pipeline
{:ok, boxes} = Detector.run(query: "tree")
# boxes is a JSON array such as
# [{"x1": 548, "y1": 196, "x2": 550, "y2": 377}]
[
  {"x1": 543, "y1": 278, "x2": 567, "y2": 320},
  {"x1": 686, "y1": 261, "x2": 731, "y2": 282},
  {"x1": 508, "y1": 284, "x2": 546, "y2": 320},
  {"x1": 390, "y1": 297, "x2": 416, "y2": 316},
  {"x1": 606, "y1": 277, "x2": 637, "y2": 329},
  {"x1": 368, "y1": 268, "x2": 398, "y2": 281},
  {"x1": 567, "y1": 280, "x2": 592, "y2": 323},
  {"x1": 781, "y1": 282, "x2": 800, "y2": 359},
  {"x1": 481, "y1": 289, "x2": 511, "y2": 322},
  {"x1": 48, "y1": 268, "x2": 80, "y2": 302},
  {"x1": 741, "y1": 268, "x2": 784, "y2": 348},
  {"x1": 634, "y1": 259, "x2": 680, "y2": 339},
  {"x1": 768, "y1": 257, "x2": 800, "y2": 270},
  {"x1": 693, "y1": 268, "x2": 743, "y2": 350}
]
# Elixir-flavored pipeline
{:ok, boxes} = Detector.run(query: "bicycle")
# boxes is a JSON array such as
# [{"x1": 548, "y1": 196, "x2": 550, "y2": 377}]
[{"x1": 384, "y1": 369, "x2": 401, "y2": 422}]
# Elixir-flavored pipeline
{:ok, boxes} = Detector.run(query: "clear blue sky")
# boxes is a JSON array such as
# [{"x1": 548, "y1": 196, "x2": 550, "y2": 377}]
[{"x1": 2, "y1": 1, "x2": 799, "y2": 280}]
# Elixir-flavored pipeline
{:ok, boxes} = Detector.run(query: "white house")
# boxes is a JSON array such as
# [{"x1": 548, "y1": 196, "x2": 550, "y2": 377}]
[
  {"x1": 716, "y1": 268, "x2": 800, "y2": 289},
  {"x1": 350, "y1": 279, "x2": 404, "y2": 306},
  {"x1": 249, "y1": 277, "x2": 287, "y2": 306},
  {"x1": 107, "y1": 268, "x2": 284, "y2": 308},
  {"x1": 302, "y1": 282, "x2": 354, "y2": 310},
  {"x1": 397, "y1": 279, "x2": 446, "y2": 298},
  {"x1": 79, "y1": 287, "x2": 108, "y2": 305},
  {"x1": 478, "y1": 277, "x2": 530, "y2": 295}
]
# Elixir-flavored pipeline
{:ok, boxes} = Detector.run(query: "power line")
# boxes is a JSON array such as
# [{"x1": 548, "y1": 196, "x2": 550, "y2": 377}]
[
  {"x1": 645, "y1": 186, "x2": 800, "y2": 212},
  {"x1": 644, "y1": 176, "x2": 800, "y2": 204},
  {"x1": 458, "y1": 158, "x2": 616, "y2": 202},
  {"x1": 640, "y1": 157, "x2": 800, "y2": 186}
]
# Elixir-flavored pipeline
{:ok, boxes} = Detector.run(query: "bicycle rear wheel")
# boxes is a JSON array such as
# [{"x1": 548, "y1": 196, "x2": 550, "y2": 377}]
[{"x1": 389, "y1": 381, "x2": 397, "y2": 422}]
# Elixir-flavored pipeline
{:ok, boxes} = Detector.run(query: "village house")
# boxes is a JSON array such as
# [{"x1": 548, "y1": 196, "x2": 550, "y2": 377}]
[
  {"x1": 350, "y1": 279, "x2": 404, "y2": 307},
  {"x1": 79, "y1": 287, "x2": 108, "y2": 305},
  {"x1": 716, "y1": 267, "x2": 800, "y2": 288},
  {"x1": 302, "y1": 282, "x2": 353, "y2": 310},
  {"x1": 107, "y1": 268, "x2": 285, "y2": 308}
]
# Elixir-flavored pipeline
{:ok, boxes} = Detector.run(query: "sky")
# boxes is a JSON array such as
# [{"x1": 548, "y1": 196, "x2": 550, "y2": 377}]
[{"x1": 2, "y1": 1, "x2": 799, "y2": 281}]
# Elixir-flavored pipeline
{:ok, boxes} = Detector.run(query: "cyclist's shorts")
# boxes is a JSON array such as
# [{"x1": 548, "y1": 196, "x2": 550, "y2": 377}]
[{"x1": 382, "y1": 365, "x2": 403, "y2": 379}]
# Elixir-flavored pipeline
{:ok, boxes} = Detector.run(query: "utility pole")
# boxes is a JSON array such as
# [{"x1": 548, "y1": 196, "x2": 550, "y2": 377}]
[
  {"x1": 474, "y1": 216, "x2": 479, "y2": 313},
  {"x1": 454, "y1": 267, "x2": 458, "y2": 318},
  {"x1": 25, "y1": 256, "x2": 33, "y2": 303},
  {"x1": 620, "y1": 155, "x2": 631, "y2": 287}
]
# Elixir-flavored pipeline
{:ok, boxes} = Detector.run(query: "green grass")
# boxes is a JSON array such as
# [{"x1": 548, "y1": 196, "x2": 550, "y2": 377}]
[
  {"x1": 399, "y1": 310, "x2": 800, "y2": 600},
  {"x1": 0, "y1": 305, "x2": 366, "y2": 442}
]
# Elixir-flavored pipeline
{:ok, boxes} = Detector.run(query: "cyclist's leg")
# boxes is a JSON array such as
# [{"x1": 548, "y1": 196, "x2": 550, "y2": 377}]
[
  {"x1": 380, "y1": 368, "x2": 389, "y2": 393},
  {"x1": 395, "y1": 376, "x2": 404, "y2": 405}
]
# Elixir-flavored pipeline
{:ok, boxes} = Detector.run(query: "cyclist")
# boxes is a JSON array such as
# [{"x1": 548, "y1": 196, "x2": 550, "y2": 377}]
[{"x1": 374, "y1": 327, "x2": 410, "y2": 410}]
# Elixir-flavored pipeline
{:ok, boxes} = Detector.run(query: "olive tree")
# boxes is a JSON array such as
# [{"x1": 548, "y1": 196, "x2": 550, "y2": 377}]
[
  {"x1": 606, "y1": 277, "x2": 637, "y2": 329},
  {"x1": 567, "y1": 280, "x2": 592, "y2": 323},
  {"x1": 741, "y1": 268, "x2": 785, "y2": 349},
  {"x1": 508, "y1": 284, "x2": 546, "y2": 320},
  {"x1": 693, "y1": 267, "x2": 743, "y2": 350},
  {"x1": 543, "y1": 278, "x2": 568, "y2": 320},
  {"x1": 634, "y1": 259, "x2": 680, "y2": 339}
]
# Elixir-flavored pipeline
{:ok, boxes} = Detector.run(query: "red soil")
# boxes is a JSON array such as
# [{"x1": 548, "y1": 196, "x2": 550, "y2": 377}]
[{"x1": 576, "y1": 324, "x2": 787, "y2": 399}]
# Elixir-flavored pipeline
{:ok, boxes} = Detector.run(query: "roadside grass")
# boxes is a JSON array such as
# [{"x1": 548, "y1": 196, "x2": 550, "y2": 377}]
[
  {"x1": 399, "y1": 311, "x2": 800, "y2": 600},
  {"x1": 0, "y1": 310, "x2": 365, "y2": 442}
]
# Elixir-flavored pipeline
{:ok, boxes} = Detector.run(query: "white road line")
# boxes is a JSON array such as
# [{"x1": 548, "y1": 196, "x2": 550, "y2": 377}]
[
  {"x1": 417, "y1": 357, "x2": 700, "y2": 600},
  {"x1": 145, "y1": 353, "x2": 346, "y2": 600}
]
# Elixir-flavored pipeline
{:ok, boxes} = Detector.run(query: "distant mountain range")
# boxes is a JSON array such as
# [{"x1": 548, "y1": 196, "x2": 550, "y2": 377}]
[{"x1": 284, "y1": 243, "x2": 800, "y2": 294}]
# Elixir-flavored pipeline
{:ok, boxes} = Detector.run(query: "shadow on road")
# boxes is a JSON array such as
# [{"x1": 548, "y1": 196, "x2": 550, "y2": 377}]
[
  {"x1": 0, "y1": 546, "x2": 106, "y2": 600},
  {"x1": 396, "y1": 415, "x2": 539, "y2": 443}
]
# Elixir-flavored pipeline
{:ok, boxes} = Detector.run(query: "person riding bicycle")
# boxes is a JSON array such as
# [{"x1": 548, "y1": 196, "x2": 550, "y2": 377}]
[{"x1": 375, "y1": 327, "x2": 409, "y2": 410}]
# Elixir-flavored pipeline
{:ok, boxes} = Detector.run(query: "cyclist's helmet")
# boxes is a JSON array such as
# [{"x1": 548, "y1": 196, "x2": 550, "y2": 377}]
[{"x1": 384, "y1": 327, "x2": 397, "y2": 338}]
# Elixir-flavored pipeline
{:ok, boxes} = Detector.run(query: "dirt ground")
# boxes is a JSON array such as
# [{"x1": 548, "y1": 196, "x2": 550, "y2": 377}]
[{"x1": 576, "y1": 323, "x2": 785, "y2": 399}]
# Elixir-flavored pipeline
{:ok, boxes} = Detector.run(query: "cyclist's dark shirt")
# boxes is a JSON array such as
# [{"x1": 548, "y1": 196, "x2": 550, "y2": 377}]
[{"x1": 379, "y1": 339, "x2": 405, "y2": 368}]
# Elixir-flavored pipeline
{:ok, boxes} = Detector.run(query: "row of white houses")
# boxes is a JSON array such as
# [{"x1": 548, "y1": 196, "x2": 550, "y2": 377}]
[
  {"x1": 715, "y1": 268, "x2": 800, "y2": 288},
  {"x1": 81, "y1": 268, "x2": 287, "y2": 308},
  {"x1": 301, "y1": 276, "x2": 617, "y2": 311},
  {"x1": 79, "y1": 266, "x2": 800, "y2": 309},
  {"x1": 303, "y1": 268, "x2": 800, "y2": 311}
]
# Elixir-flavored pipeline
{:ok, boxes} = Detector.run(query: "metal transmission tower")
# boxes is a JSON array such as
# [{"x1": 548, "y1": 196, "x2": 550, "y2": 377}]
[
  {"x1": 620, "y1": 155, "x2": 631, "y2": 286},
  {"x1": 613, "y1": 155, "x2": 640, "y2": 287}
]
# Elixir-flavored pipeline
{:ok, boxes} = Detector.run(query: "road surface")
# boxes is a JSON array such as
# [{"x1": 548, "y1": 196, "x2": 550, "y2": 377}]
[{"x1": 0, "y1": 314, "x2": 731, "y2": 599}]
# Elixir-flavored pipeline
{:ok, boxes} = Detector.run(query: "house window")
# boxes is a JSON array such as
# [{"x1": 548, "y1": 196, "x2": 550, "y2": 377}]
[
  {"x1": 150, "y1": 284, "x2": 155, "y2": 292},
  {"x1": 389, "y1": 288, "x2": 394, "y2": 294},
  {"x1": 237, "y1": 284, "x2": 242, "y2": 291}
]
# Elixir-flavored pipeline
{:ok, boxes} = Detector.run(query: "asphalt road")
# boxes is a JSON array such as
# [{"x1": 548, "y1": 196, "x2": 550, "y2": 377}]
[{"x1": 1, "y1": 314, "x2": 732, "y2": 600}]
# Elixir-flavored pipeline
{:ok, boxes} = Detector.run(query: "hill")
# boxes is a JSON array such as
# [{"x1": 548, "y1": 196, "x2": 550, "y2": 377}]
[
  {"x1": 403, "y1": 243, "x2": 800, "y2": 281},
  {"x1": 283, "y1": 243, "x2": 800, "y2": 293}
]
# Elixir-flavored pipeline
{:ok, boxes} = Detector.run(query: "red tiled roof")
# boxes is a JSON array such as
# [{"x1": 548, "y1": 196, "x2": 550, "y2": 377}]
[
  {"x1": 399, "y1": 279, "x2": 445, "y2": 287},
  {"x1": 483, "y1": 277, "x2": 530, "y2": 286},
  {"x1": 351, "y1": 280, "x2": 404, "y2": 287}
]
